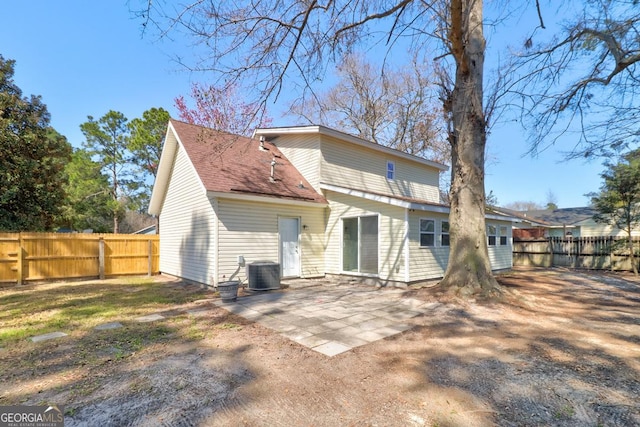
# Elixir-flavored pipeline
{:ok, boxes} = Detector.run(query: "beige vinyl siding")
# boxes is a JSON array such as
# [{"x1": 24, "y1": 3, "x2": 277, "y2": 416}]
[
  {"x1": 577, "y1": 219, "x2": 640, "y2": 237},
  {"x1": 216, "y1": 198, "x2": 325, "y2": 282},
  {"x1": 270, "y1": 134, "x2": 322, "y2": 190},
  {"x1": 408, "y1": 214, "x2": 513, "y2": 281},
  {"x1": 487, "y1": 245, "x2": 513, "y2": 270},
  {"x1": 158, "y1": 145, "x2": 216, "y2": 285},
  {"x1": 548, "y1": 227, "x2": 579, "y2": 238},
  {"x1": 319, "y1": 135, "x2": 440, "y2": 202},
  {"x1": 324, "y1": 190, "x2": 406, "y2": 283},
  {"x1": 407, "y1": 212, "x2": 450, "y2": 280}
]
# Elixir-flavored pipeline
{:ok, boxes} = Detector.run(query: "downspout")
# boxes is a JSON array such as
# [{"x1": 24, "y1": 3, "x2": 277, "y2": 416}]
[
  {"x1": 404, "y1": 208, "x2": 410, "y2": 283},
  {"x1": 213, "y1": 197, "x2": 220, "y2": 287}
]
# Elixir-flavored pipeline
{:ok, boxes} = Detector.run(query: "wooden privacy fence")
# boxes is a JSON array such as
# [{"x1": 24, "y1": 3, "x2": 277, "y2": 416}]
[
  {"x1": 0, "y1": 233, "x2": 159, "y2": 284},
  {"x1": 513, "y1": 236, "x2": 640, "y2": 271}
]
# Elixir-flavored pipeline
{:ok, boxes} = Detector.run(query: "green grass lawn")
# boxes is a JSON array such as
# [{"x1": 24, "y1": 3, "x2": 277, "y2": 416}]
[
  {"x1": 0, "y1": 276, "x2": 250, "y2": 408},
  {"x1": 0, "y1": 276, "x2": 209, "y2": 346}
]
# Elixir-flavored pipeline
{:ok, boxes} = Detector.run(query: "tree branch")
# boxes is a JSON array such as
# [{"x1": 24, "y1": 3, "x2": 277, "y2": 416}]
[
  {"x1": 534, "y1": 0, "x2": 545, "y2": 30},
  {"x1": 333, "y1": 0, "x2": 414, "y2": 39}
]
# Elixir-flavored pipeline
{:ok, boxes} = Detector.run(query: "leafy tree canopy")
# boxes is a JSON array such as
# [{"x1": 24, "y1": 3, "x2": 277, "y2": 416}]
[
  {"x1": 129, "y1": 107, "x2": 170, "y2": 178},
  {"x1": 129, "y1": 107, "x2": 171, "y2": 214},
  {"x1": 59, "y1": 148, "x2": 112, "y2": 232},
  {"x1": 0, "y1": 55, "x2": 71, "y2": 231},
  {"x1": 80, "y1": 110, "x2": 135, "y2": 233},
  {"x1": 589, "y1": 151, "x2": 640, "y2": 274}
]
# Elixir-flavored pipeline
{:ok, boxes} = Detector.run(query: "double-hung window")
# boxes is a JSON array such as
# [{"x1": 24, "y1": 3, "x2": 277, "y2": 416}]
[
  {"x1": 487, "y1": 224, "x2": 497, "y2": 246},
  {"x1": 386, "y1": 161, "x2": 395, "y2": 180},
  {"x1": 420, "y1": 219, "x2": 435, "y2": 247},
  {"x1": 499, "y1": 225, "x2": 509, "y2": 246},
  {"x1": 441, "y1": 221, "x2": 450, "y2": 246}
]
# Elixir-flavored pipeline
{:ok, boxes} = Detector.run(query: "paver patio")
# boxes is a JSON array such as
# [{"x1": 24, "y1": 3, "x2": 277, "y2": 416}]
[
  {"x1": 22, "y1": 280, "x2": 433, "y2": 356},
  {"x1": 214, "y1": 284, "x2": 436, "y2": 356}
]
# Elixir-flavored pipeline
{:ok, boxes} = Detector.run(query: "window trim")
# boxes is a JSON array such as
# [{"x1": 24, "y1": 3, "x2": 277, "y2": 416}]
[
  {"x1": 499, "y1": 225, "x2": 509, "y2": 246},
  {"x1": 419, "y1": 218, "x2": 436, "y2": 247},
  {"x1": 386, "y1": 160, "x2": 395, "y2": 180},
  {"x1": 441, "y1": 220, "x2": 450, "y2": 246},
  {"x1": 487, "y1": 224, "x2": 498, "y2": 246}
]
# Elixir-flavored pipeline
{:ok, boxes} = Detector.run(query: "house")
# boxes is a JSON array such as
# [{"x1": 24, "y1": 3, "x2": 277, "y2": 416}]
[
  {"x1": 508, "y1": 207, "x2": 640, "y2": 238},
  {"x1": 149, "y1": 120, "x2": 513, "y2": 286}
]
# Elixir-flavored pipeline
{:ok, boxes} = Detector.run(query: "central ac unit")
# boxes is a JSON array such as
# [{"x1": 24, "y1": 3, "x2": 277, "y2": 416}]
[{"x1": 247, "y1": 261, "x2": 281, "y2": 290}]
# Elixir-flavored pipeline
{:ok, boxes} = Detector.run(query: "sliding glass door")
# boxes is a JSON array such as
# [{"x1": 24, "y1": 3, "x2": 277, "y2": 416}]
[{"x1": 342, "y1": 215, "x2": 378, "y2": 274}]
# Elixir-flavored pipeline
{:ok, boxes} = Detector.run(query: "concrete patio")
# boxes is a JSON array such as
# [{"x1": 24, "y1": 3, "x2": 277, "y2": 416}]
[{"x1": 214, "y1": 282, "x2": 439, "y2": 356}]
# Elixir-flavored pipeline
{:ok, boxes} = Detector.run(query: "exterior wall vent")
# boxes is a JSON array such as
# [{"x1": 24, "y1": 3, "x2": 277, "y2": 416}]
[{"x1": 247, "y1": 261, "x2": 281, "y2": 290}]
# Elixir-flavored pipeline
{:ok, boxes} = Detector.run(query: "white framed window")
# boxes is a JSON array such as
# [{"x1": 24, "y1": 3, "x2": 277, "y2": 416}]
[
  {"x1": 441, "y1": 221, "x2": 450, "y2": 246},
  {"x1": 420, "y1": 218, "x2": 435, "y2": 247},
  {"x1": 499, "y1": 225, "x2": 509, "y2": 246},
  {"x1": 487, "y1": 224, "x2": 497, "y2": 246},
  {"x1": 386, "y1": 160, "x2": 395, "y2": 180}
]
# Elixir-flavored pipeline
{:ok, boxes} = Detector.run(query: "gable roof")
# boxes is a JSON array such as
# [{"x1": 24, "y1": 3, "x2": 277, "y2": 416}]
[
  {"x1": 149, "y1": 120, "x2": 327, "y2": 215},
  {"x1": 253, "y1": 125, "x2": 449, "y2": 172}
]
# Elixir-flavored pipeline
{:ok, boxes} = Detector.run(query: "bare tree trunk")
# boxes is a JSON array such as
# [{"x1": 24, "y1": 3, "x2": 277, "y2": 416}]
[
  {"x1": 113, "y1": 169, "x2": 119, "y2": 234},
  {"x1": 439, "y1": 0, "x2": 500, "y2": 298}
]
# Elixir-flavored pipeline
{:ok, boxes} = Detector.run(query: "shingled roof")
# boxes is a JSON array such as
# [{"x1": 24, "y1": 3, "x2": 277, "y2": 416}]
[
  {"x1": 522, "y1": 207, "x2": 596, "y2": 226},
  {"x1": 150, "y1": 120, "x2": 327, "y2": 214}
]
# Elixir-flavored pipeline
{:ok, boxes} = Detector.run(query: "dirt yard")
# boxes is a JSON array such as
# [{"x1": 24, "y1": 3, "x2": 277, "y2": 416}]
[{"x1": 1, "y1": 268, "x2": 638, "y2": 426}]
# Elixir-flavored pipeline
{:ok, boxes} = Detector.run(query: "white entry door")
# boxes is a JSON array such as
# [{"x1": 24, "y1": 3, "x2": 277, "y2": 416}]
[{"x1": 279, "y1": 217, "x2": 301, "y2": 278}]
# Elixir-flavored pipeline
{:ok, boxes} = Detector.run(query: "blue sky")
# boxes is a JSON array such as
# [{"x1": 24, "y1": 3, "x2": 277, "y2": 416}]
[{"x1": 1, "y1": 1, "x2": 605, "y2": 208}]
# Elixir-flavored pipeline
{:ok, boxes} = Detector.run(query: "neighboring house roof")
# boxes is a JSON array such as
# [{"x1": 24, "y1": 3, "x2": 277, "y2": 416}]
[
  {"x1": 253, "y1": 125, "x2": 450, "y2": 172},
  {"x1": 485, "y1": 207, "x2": 524, "y2": 223},
  {"x1": 149, "y1": 120, "x2": 327, "y2": 215},
  {"x1": 489, "y1": 206, "x2": 553, "y2": 227},
  {"x1": 522, "y1": 207, "x2": 596, "y2": 226},
  {"x1": 134, "y1": 225, "x2": 156, "y2": 235}
]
